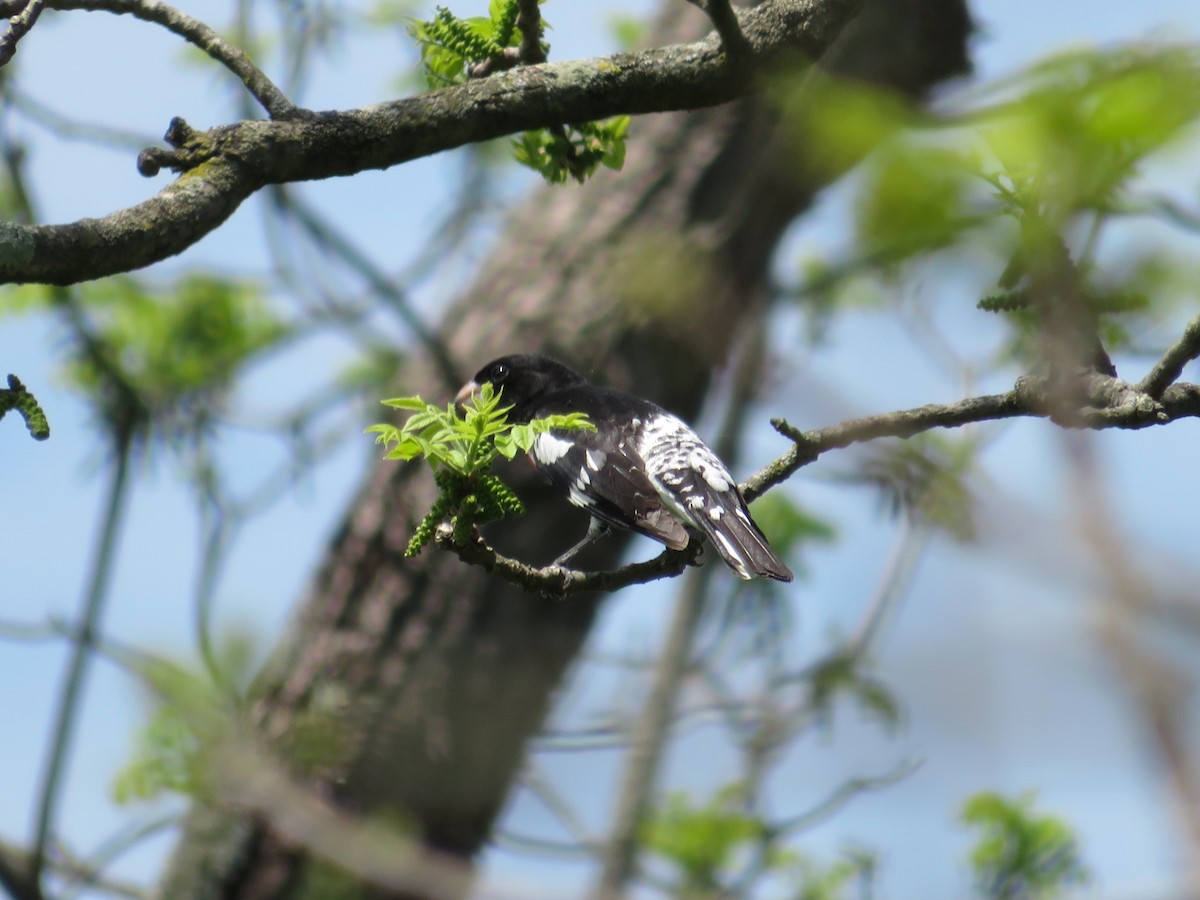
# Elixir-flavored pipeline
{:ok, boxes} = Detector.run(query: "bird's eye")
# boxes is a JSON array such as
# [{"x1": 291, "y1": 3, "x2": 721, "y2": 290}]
[{"x1": 489, "y1": 363, "x2": 510, "y2": 383}]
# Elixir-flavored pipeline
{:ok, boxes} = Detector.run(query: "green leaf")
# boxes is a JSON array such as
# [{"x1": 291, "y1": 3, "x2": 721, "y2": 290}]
[
  {"x1": 641, "y1": 786, "x2": 762, "y2": 892},
  {"x1": 381, "y1": 395, "x2": 428, "y2": 410},
  {"x1": 962, "y1": 791, "x2": 1089, "y2": 899},
  {"x1": 369, "y1": 385, "x2": 591, "y2": 554}
]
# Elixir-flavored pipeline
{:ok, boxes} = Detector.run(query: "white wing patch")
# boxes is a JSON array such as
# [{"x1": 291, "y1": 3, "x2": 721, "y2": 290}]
[
  {"x1": 534, "y1": 432, "x2": 573, "y2": 465},
  {"x1": 568, "y1": 485, "x2": 595, "y2": 508},
  {"x1": 710, "y1": 530, "x2": 751, "y2": 579},
  {"x1": 637, "y1": 413, "x2": 737, "y2": 502},
  {"x1": 694, "y1": 452, "x2": 730, "y2": 491}
]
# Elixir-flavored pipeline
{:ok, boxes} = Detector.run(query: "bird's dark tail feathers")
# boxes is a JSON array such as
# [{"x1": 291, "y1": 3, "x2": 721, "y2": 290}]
[{"x1": 692, "y1": 501, "x2": 793, "y2": 582}]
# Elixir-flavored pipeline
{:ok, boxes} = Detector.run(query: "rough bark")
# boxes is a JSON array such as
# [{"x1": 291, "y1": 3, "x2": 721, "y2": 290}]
[{"x1": 160, "y1": 0, "x2": 972, "y2": 896}]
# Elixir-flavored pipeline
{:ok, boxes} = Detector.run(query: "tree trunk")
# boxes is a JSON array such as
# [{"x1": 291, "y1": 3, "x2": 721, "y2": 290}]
[{"x1": 161, "y1": 1, "x2": 972, "y2": 896}]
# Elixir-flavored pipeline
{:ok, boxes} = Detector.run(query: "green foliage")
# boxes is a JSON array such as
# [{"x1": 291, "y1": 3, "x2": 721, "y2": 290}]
[
  {"x1": 962, "y1": 791, "x2": 1089, "y2": 899},
  {"x1": 980, "y1": 48, "x2": 1200, "y2": 219},
  {"x1": 641, "y1": 785, "x2": 764, "y2": 893},
  {"x1": 772, "y1": 72, "x2": 914, "y2": 181},
  {"x1": 67, "y1": 275, "x2": 282, "y2": 412},
  {"x1": 410, "y1": 2, "x2": 630, "y2": 184},
  {"x1": 7, "y1": 275, "x2": 284, "y2": 443},
  {"x1": 113, "y1": 631, "x2": 264, "y2": 803},
  {"x1": 513, "y1": 117, "x2": 631, "y2": 184},
  {"x1": 855, "y1": 143, "x2": 976, "y2": 262},
  {"x1": 642, "y1": 785, "x2": 878, "y2": 897},
  {"x1": 848, "y1": 435, "x2": 979, "y2": 542},
  {"x1": 790, "y1": 848, "x2": 878, "y2": 900},
  {"x1": 780, "y1": 45, "x2": 1200, "y2": 370},
  {"x1": 367, "y1": 382, "x2": 593, "y2": 556},
  {"x1": 807, "y1": 650, "x2": 902, "y2": 731},
  {"x1": 1, "y1": 373, "x2": 50, "y2": 440},
  {"x1": 112, "y1": 661, "x2": 222, "y2": 803},
  {"x1": 608, "y1": 13, "x2": 648, "y2": 51},
  {"x1": 112, "y1": 701, "x2": 203, "y2": 802},
  {"x1": 746, "y1": 490, "x2": 835, "y2": 578},
  {"x1": 409, "y1": 2, "x2": 520, "y2": 87}
]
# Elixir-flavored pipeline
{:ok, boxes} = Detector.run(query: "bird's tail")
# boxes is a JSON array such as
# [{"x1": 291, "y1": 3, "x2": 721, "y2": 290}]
[{"x1": 693, "y1": 500, "x2": 793, "y2": 582}]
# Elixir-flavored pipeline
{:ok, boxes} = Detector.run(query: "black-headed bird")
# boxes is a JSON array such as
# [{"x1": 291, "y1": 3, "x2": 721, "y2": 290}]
[{"x1": 457, "y1": 354, "x2": 793, "y2": 581}]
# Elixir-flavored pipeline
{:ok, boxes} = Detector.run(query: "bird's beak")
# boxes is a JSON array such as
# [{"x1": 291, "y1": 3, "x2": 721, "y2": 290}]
[{"x1": 454, "y1": 379, "x2": 480, "y2": 411}]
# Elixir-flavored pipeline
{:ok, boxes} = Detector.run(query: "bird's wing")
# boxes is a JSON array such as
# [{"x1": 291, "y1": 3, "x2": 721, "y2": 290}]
[
  {"x1": 528, "y1": 399, "x2": 690, "y2": 550},
  {"x1": 637, "y1": 414, "x2": 794, "y2": 582}
]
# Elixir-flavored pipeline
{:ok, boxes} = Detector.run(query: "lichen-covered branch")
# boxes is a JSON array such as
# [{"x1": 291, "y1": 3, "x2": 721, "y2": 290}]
[
  {"x1": 434, "y1": 524, "x2": 701, "y2": 595},
  {"x1": 0, "y1": 0, "x2": 47, "y2": 67},
  {"x1": 443, "y1": 374, "x2": 1200, "y2": 593},
  {"x1": 746, "y1": 374, "x2": 1196, "y2": 502},
  {"x1": 1139, "y1": 312, "x2": 1200, "y2": 399},
  {"x1": 0, "y1": 0, "x2": 861, "y2": 286}
]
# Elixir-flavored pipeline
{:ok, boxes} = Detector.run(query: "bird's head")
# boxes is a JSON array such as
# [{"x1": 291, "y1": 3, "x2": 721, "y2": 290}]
[{"x1": 455, "y1": 354, "x2": 587, "y2": 423}]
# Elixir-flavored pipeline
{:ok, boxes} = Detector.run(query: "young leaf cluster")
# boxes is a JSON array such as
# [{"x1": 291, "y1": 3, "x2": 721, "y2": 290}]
[
  {"x1": 1, "y1": 373, "x2": 50, "y2": 441},
  {"x1": 5, "y1": 275, "x2": 284, "y2": 445},
  {"x1": 513, "y1": 117, "x2": 631, "y2": 184},
  {"x1": 409, "y1": 0, "x2": 526, "y2": 88},
  {"x1": 112, "y1": 703, "x2": 203, "y2": 803},
  {"x1": 787, "y1": 46, "x2": 1200, "y2": 370},
  {"x1": 641, "y1": 784, "x2": 876, "y2": 897},
  {"x1": 806, "y1": 650, "x2": 902, "y2": 731},
  {"x1": 367, "y1": 382, "x2": 593, "y2": 557},
  {"x1": 641, "y1": 786, "x2": 766, "y2": 893},
  {"x1": 962, "y1": 791, "x2": 1089, "y2": 899},
  {"x1": 409, "y1": 2, "x2": 629, "y2": 184}
]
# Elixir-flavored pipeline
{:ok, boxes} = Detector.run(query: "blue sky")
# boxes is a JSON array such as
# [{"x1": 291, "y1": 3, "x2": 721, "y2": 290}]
[{"x1": 4, "y1": 1, "x2": 1200, "y2": 897}]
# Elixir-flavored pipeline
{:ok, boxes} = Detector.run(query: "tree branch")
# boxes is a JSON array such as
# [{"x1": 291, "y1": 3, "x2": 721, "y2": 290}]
[
  {"x1": 439, "y1": 375, "x2": 1200, "y2": 593},
  {"x1": 20, "y1": 0, "x2": 296, "y2": 117},
  {"x1": 0, "y1": 841, "x2": 40, "y2": 900},
  {"x1": 0, "y1": 0, "x2": 47, "y2": 67},
  {"x1": 434, "y1": 524, "x2": 700, "y2": 595},
  {"x1": 30, "y1": 432, "x2": 134, "y2": 890},
  {"x1": 0, "y1": 0, "x2": 862, "y2": 285},
  {"x1": 515, "y1": 0, "x2": 546, "y2": 65},
  {"x1": 746, "y1": 373, "x2": 1189, "y2": 502},
  {"x1": 1139, "y1": 312, "x2": 1200, "y2": 399},
  {"x1": 686, "y1": 0, "x2": 750, "y2": 56}
]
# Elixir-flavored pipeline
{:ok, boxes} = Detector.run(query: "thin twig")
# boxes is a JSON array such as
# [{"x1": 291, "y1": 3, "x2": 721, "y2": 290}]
[
  {"x1": 436, "y1": 525, "x2": 698, "y2": 595},
  {"x1": 2, "y1": 87, "x2": 158, "y2": 149},
  {"x1": 1062, "y1": 430, "x2": 1200, "y2": 886},
  {"x1": 0, "y1": 0, "x2": 47, "y2": 67},
  {"x1": 491, "y1": 831, "x2": 597, "y2": 859},
  {"x1": 685, "y1": 0, "x2": 749, "y2": 55},
  {"x1": 594, "y1": 564, "x2": 713, "y2": 895},
  {"x1": 1138, "y1": 312, "x2": 1200, "y2": 399},
  {"x1": 772, "y1": 760, "x2": 922, "y2": 837},
  {"x1": 514, "y1": 0, "x2": 545, "y2": 65},
  {"x1": 846, "y1": 514, "x2": 927, "y2": 657},
  {"x1": 443, "y1": 376, "x2": 1200, "y2": 593},
  {"x1": 51, "y1": 838, "x2": 152, "y2": 900},
  {"x1": 593, "y1": 324, "x2": 764, "y2": 895},
  {"x1": 748, "y1": 373, "x2": 1186, "y2": 502},
  {"x1": 59, "y1": 813, "x2": 178, "y2": 900},
  {"x1": 38, "y1": 0, "x2": 295, "y2": 118},
  {"x1": 522, "y1": 765, "x2": 600, "y2": 847},
  {"x1": 194, "y1": 486, "x2": 237, "y2": 696},
  {"x1": 269, "y1": 185, "x2": 462, "y2": 391},
  {"x1": 30, "y1": 432, "x2": 135, "y2": 889}
]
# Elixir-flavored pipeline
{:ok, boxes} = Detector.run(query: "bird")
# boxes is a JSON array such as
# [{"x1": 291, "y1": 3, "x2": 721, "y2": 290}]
[{"x1": 455, "y1": 354, "x2": 793, "y2": 581}]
